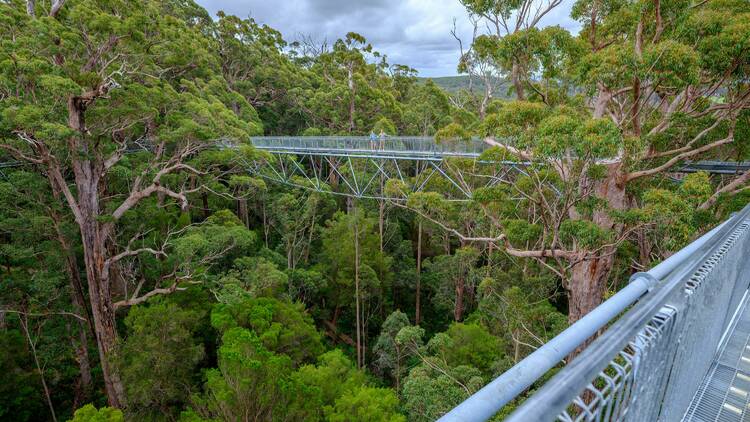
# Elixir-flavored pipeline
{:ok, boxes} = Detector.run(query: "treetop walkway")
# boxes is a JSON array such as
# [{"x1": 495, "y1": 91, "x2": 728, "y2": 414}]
[
  {"x1": 249, "y1": 136, "x2": 750, "y2": 171},
  {"x1": 247, "y1": 136, "x2": 750, "y2": 201}
]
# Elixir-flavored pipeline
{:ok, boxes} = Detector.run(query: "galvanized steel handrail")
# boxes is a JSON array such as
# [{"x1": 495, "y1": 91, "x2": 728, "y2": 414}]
[
  {"x1": 439, "y1": 204, "x2": 750, "y2": 422},
  {"x1": 250, "y1": 135, "x2": 491, "y2": 157}
]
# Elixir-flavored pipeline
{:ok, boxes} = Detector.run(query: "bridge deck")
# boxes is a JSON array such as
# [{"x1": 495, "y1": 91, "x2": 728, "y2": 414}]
[{"x1": 685, "y1": 290, "x2": 750, "y2": 422}]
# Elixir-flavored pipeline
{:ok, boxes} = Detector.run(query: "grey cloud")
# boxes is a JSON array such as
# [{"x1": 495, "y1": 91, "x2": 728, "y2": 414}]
[{"x1": 195, "y1": 0, "x2": 580, "y2": 77}]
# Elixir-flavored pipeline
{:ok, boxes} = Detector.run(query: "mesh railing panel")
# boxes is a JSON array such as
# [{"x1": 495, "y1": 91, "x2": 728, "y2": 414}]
[
  {"x1": 506, "y1": 207, "x2": 750, "y2": 422},
  {"x1": 249, "y1": 136, "x2": 492, "y2": 156}
]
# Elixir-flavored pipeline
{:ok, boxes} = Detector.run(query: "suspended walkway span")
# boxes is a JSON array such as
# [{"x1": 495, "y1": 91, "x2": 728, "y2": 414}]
[{"x1": 247, "y1": 136, "x2": 750, "y2": 200}]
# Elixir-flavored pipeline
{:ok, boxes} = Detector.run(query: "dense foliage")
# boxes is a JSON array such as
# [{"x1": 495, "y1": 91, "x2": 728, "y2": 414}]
[{"x1": 0, "y1": 0, "x2": 748, "y2": 420}]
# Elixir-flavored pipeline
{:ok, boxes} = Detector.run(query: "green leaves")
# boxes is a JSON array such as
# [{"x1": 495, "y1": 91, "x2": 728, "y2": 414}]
[
  {"x1": 118, "y1": 301, "x2": 205, "y2": 416},
  {"x1": 642, "y1": 40, "x2": 700, "y2": 89},
  {"x1": 435, "y1": 123, "x2": 471, "y2": 143},
  {"x1": 210, "y1": 297, "x2": 323, "y2": 365},
  {"x1": 325, "y1": 387, "x2": 406, "y2": 422},
  {"x1": 69, "y1": 404, "x2": 124, "y2": 422}
]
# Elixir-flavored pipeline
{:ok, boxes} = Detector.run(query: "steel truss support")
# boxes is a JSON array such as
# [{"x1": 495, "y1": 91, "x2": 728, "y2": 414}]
[{"x1": 248, "y1": 152, "x2": 526, "y2": 201}]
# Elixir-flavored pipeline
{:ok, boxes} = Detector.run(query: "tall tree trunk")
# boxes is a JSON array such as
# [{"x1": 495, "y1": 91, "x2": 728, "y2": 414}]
[
  {"x1": 511, "y1": 62, "x2": 525, "y2": 101},
  {"x1": 67, "y1": 99, "x2": 125, "y2": 407},
  {"x1": 60, "y1": 240, "x2": 93, "y2": 406},
  {"x1": 20, "y1": 313, "x2": 57, "y2": 422},
  {"x1": 568, "y1": 256, "x2": 613, "y2": 324},
  {"x1": 354, "y1": 214, "x2": 362, "y2": 369},
  {"x1": 378, "y1": 199, "x2": 385, "y2": 253},
  {"x1": 79, "y1": 217, "x2": 125, "y2": 407},
  {"x1": 415, "y1": 221, "x2": 422, "y2": 325},
  {"x1": 567, "y1": 166, "x2": 626, "y2": 359},
  {"x1": 201, "y1": 192, "x2": 210, "y2": 220},
  {"x1": 70, "y1": 320, "x2": 92, "y2": 410},
  {"x1": 455, "y1": 275, "x2": 465, "y2": 322},
  {"x1": 347, "y1": 66, "x2": 355, "y2": 133},
  {"x1": 262, "y1": 202, "x2": 269, "y2": 248},
  {"x1": 304, "y1": 209, "x2": 316, "y2": 264},
  {"x1": 237, "y1": 198, "x2": 249, "y2": 228}
]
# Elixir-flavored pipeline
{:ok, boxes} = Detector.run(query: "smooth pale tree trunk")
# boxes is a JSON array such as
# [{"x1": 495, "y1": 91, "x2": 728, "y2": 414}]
[
  {"x1": 353, "y1": 213, "x2": 362, "y2": 369},
  {"x1": 262, "y1": 202, "x2": 270, "y2": 248},
  {"x1": 415, "y1": 221, "x2": 422, "y2": 325},
  {"x1": 20, "y1": 313, "x2": 57, "y2": 422},
  {"x1": 379, "y1": 199, "x2": 385, "y2": 253},
  {"x1": 304, "y1": 208, "x2": 316, "y2": 264}
]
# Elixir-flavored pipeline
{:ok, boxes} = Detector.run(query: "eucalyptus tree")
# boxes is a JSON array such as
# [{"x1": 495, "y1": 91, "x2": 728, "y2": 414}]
[
  {"x1": 402, "y1": 80, "x2": 452, "y2": 136},
  {"x1": 320, "y1": 210, "x2": 391, "y2": 369},
  {"x1": 459, "y1": 0, "x2": 567, "y2": 101},
  {"x1": 213, "y1": 12, "x2": 311, "y2": 135},
  {"x1": 402, "y1": 0, "x2": 750, "y2": 330},
  {"x1": 0, "y1": 0, "x2": 261, "y2": 406},
  {"x1": 372, "y1": 310, "x2": 414, "y2": 390},
  {"x1": 305, "y1": 33, "x2": 402, "y2": 134}
]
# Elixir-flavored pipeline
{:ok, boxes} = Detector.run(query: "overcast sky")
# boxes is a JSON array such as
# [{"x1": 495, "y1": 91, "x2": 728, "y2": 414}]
[{"x1": 195, "y1": 0, "x2": 580, "y2": 77}]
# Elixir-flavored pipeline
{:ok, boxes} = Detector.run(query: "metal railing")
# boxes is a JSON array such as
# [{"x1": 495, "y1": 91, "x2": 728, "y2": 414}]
[
  {"x1": 440, "y1": 203, "x2": 750, "y2": 421},
  {"x1": 249, "y1": 136, "x2": 491, "y2": 157}
]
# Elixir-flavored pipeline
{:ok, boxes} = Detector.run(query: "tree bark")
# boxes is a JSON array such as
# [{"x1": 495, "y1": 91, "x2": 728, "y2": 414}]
[
  {"x1": 511, "y1": 62, "x2": 525, "y2": 101},
  {"x1": 568, "y1": 256, "x2": 613, "y2": 324},
  {"x1": 79, "y1": 204, "x2": 126, "y2": 407},
  {"x1": 454, "y1": 274, "x2": 465, "y2": 322},
  {"x1": 66, "y1": 98, "x2": 126, "y2": 407},
  {"x1": 567, "y1": 165, "x2": 626, "y2": 359},
  {"x1": 237, "y1": 198, "x2": 249, "y2": 228},
  {"x1": 70, "y1": 320, "x2": 92, "y2": 410},
  {"x1": 201, "y1": 192, "x2": 210, "y2": 220}
]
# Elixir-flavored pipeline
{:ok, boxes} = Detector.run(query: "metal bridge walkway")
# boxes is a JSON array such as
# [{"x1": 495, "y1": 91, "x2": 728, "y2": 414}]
[
  {"x1": 246, "y1": 136, "x2": 750, "y2": 201},
  {"x1": 249, "y1": 136, "x2": 750, "y2": 174},
  {"x1": 684, "y1": 291, "x2": 750, "y2": 422},
  {"x1": 440, "y1": 203, "x2": 750, "y2": 422}
]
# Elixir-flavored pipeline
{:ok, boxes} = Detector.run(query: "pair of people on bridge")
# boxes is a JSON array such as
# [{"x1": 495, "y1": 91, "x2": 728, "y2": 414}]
[{"x1": 369, "y1": 130, "x2": 387, "y2": 151}]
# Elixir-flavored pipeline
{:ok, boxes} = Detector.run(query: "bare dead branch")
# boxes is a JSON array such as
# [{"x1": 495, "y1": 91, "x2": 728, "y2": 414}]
[{"x1": 699, "y1": 169, "x2": 750, "y2": 210}]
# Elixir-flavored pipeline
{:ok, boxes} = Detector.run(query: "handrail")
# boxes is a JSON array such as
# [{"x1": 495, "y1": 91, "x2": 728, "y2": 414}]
[{"x1": 438, "y1": 207, "x2": 746, "y2": 422}]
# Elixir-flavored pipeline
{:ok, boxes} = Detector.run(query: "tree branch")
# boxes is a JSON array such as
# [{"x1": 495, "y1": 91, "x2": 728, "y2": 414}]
[
  {"x1": 483, "y1": 137, "x2": 534, "y2": 161},
  {"x1": 626, "y1": 132, "x2": 734, "y2": 182},
  {"x1": 699, "y1": 169, "x2": 750, "y2": 210},
  {"x1": 647, "y1": 117, "x2": 725, "y2": 159},
  {"x1": 49, "y1": 0, "x2": 66, "y2": 18},
  {"x1": 113, "y1": 281, "x2": 185, "y2": 309}
]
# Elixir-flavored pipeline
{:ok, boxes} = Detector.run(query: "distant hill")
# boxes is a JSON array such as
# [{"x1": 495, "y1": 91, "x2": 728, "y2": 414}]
[{"x1": 418, "y1": 75, "x2": 514, "y2": 100}]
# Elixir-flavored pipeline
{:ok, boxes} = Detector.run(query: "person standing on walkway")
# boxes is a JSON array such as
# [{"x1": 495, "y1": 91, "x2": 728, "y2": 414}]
[
  {"x1": 378, "y1": 130, "x2": 386, "y2": 151},
  {"x1": 369, "y1": 131, "x2": 377, "y2": 150}
]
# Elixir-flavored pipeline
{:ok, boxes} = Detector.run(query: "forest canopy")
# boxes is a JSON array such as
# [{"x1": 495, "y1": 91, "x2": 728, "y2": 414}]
[{"x1": 0, "y1": 0, "x2": 748, "y2": 421}]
